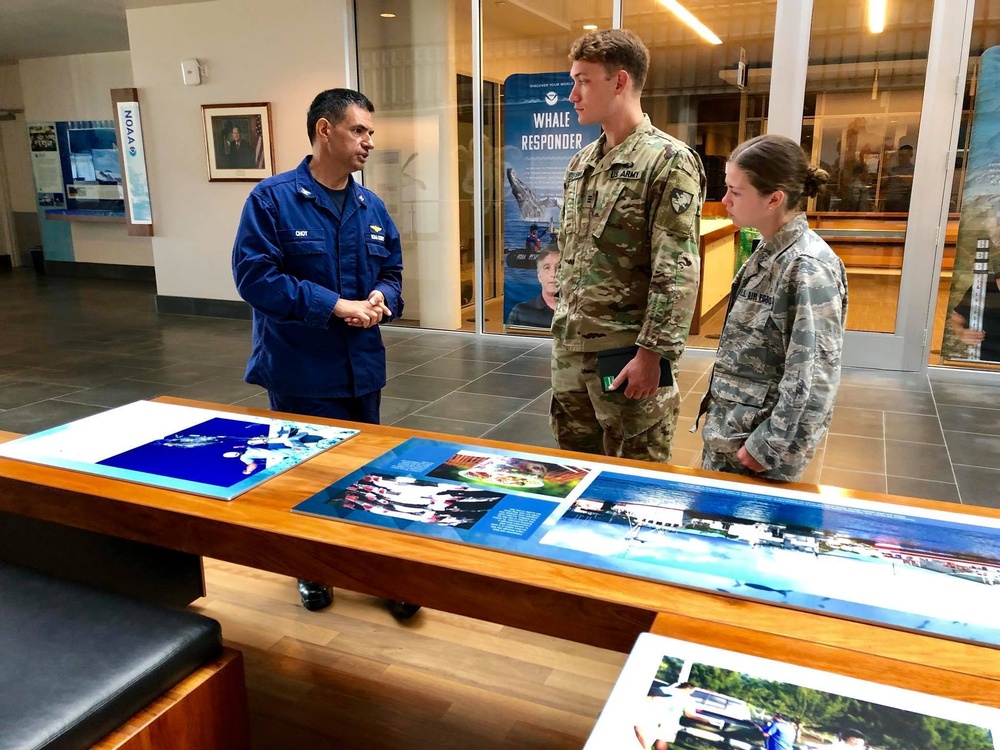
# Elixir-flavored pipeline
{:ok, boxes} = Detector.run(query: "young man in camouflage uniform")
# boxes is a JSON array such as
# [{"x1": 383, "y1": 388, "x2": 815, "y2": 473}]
[{"x1": 550, "y1": 29, "x2": 706, "y2": 463}]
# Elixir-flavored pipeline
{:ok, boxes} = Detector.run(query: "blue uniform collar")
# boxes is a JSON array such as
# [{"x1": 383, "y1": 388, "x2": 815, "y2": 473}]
[{"x1": 292, "y1": 156, "x2": 366, "y2": 218}]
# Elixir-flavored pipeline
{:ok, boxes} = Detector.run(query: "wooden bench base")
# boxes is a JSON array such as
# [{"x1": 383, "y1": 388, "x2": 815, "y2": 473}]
[{"x1": 94, "y1": 648, "x2": 250, "y2": 750}]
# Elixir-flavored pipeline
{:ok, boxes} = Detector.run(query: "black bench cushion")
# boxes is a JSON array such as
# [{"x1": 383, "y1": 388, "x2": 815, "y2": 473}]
[{"x1": 0, "y1": 562, "x2": 221, "y2": 750}]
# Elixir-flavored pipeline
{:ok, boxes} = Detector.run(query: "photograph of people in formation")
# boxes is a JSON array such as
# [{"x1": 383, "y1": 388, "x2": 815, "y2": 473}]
[
  {"x1": 585, "y1": 635, "x2": 999, "y2": 750},
  {"x1": 323, "y1": 472, "x2": 507, "y2": 529},
  {"x1": 539, "y1": 469, "x2": 1000, "y2": 645},
  {"x1": 98, "y1": 416, "x2": 351, "y2": 487},
  {"x1": 427, "y1": 449, "x2": 590, "y2": 499}
]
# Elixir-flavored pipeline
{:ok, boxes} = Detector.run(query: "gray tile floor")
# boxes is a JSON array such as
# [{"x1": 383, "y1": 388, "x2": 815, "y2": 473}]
[{"x1": 1, "y1": 269, "x2": 998, "y2": 509}]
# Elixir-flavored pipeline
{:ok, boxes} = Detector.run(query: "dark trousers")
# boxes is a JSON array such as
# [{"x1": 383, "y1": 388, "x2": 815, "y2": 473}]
[{"x1": 267, "y1": 391, "x2": 382, "y2": 425}]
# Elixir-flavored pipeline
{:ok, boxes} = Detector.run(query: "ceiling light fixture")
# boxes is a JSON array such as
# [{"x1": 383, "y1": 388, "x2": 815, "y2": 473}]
[
  {"x1": 868, "y1": 0, "x2": 886, "y2": 33},
  {"x1": 380, "y1": 12, "x2": 396, "y2": 18},
  {"x1": 657, "y1": 0, "x2": 722, "y2": 45},
  {"x1": 583, "y1": 24, "x2": 598, "y2": 30}
]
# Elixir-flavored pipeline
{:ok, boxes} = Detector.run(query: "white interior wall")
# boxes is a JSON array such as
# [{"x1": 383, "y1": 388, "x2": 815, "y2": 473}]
[
  {"x1": 0, "y1": 64, "x2": 34, "y2": 214},
  {"x1": 19, "y1": 52, "x2": 154, "y2": 266},
  {"x1": 126, "y1": 0, "x2": 353, "y2": 301}
]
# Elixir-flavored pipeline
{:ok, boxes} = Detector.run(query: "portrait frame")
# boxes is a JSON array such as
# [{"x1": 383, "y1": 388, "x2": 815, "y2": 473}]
[{"x1": 201, "y1": 102, "x2": 274, "y2": 182}]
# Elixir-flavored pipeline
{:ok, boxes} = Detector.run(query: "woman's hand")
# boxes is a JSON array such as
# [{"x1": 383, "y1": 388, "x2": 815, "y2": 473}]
[{"x1": 737, "y1": 444, "x2": 766, "y2": 472}]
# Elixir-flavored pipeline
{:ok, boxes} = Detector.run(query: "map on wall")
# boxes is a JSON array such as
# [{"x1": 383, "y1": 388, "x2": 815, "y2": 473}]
[
  {"x1": 586, "y1": 633, "x2": 1000, "y2": 749},
  {"x1": 0, "y1": 401, "x2": 358, "y2": 501},
  {"x1": 293, "y1": 437, "x2": 1000, "y2": 647}
]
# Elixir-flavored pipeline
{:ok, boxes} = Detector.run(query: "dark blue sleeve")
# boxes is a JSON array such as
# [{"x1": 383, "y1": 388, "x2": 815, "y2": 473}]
[{"x1": 231, "y1": 190, "x2": 338, "y2": 328}]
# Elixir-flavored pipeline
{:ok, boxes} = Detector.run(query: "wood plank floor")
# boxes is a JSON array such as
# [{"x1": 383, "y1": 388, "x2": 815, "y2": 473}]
[{"x1": 194, "y1": 559, "x2": 626, "y2": 749}]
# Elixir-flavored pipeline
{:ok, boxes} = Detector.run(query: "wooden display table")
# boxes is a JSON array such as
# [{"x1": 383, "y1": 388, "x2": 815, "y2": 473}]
[{"x1": 1, "y1": 397, "x2": 999, "y2": 710}]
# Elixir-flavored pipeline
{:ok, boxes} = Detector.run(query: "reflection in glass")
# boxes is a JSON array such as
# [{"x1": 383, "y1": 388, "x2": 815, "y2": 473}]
[
  {"x1": 804, "y1": 0, "x2": 933, "y2": 335},
  {"x1": 482, "y1": 2, "x2": 615, "y2": 335},
  {"x1": 934, "y1": 6, "x2": 1000, "y2": 369},
  {"x1": 356, "y1": 0, "x2": 473, "y2": 330},
  {"x1": 624, "y1": 0, "x2": 776, "y2": 349}
]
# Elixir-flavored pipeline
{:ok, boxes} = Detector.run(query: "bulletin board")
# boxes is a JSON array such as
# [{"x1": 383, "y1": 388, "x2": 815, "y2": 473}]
[{"x1": 28, "y1": 119, "x2": 126, "y2": 218}]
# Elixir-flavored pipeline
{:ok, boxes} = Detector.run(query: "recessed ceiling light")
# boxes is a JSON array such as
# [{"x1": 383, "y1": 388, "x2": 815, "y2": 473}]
[
  {"x1": 380, "y1": 12, "x2": 396, "y2": 18},
  {"x1": 583, "y1": 24, "x2": 598, "y2": 30}
]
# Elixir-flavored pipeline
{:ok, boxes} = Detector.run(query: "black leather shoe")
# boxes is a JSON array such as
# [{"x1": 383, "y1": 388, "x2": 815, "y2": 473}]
[
  {"x1": 387, "y1": 600, "x2": 421, "y2": 620},
  {"x1": 298, "y1": 580, "x2": 333, "y2": 612}
]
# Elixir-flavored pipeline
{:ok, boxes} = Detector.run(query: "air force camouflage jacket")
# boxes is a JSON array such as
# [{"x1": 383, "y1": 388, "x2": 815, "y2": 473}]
[
  {"x1": 551, "y1": 115, "x2": 706, "y2": 367},
  {"x1": 702, "y1": 213, "x2": 848, "y2": 481}
]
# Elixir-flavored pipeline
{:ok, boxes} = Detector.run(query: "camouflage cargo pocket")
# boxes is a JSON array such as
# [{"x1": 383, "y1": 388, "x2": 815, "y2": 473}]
[{"x1": 701, "y1": 372, "x2": 770, "y2": 453}]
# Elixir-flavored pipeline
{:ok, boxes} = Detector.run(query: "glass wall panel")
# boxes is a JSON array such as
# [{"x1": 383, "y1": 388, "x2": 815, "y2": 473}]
[
  {"x1": 623, "y1": 0, "x2": 777, "y2": 348},
  {"x1": 932, "y1": 2, "x2": 1000, "y2": 370},
  {"x1": 481, "y1": 1, "x2": 614, "y2": 335},
  {"x1": 356, "y1": 0, "x2": 473, "y2": 330},
  {"x1": 803, "y1": 0, "x2": 934, "y2": 335}
]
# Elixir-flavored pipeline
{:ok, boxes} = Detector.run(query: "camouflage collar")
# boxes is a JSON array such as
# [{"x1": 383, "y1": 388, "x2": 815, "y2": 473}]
[
  {"x1": 769, "y1": 212, "x2": 810, "y2": 251},
  {"x1": 749, "y1": 213, "x2": 809, "y2": 273},
  {"x1": 581, "y1": 114, "x2": 654, "y2": 171}
]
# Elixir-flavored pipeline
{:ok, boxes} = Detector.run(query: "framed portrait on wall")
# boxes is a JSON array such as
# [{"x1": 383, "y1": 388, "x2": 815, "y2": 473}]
[{"x1": 201, "y1": 102, "x2": 274, "y2": 182}]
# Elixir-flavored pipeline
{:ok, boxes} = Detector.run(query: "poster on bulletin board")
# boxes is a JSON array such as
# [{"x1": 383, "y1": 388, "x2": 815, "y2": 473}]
[
  {"x1": 28, "y1": 122, "x2": 65, "y2": 209},
  {"x1": 28, "y1": 119, "x2": 126, "y2": 218}
]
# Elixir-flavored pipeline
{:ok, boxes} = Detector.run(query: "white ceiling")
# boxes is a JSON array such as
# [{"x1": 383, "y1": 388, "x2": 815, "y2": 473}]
[{"x1": 0, "y1": 0, "x2": 211, "y2": 65}]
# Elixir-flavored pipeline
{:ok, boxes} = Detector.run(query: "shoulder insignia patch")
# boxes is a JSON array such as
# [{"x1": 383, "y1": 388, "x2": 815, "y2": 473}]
[{"x1": 669, "y1": 188, "x2": 694, "y2": 213}]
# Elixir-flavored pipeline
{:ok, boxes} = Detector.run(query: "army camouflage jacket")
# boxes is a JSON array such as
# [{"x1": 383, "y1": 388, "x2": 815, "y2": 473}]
[
  {"x1": 703, "y1": 213, "x2": 848, "y2": 481},
  {"x1": 551, "y1": 115, "x2": 705, "y2": 362}
]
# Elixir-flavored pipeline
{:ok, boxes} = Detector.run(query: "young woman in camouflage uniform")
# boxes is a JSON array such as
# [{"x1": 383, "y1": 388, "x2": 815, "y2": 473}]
[{"x1": 700, "y1": 135, "x2": 848, "y2": 482}]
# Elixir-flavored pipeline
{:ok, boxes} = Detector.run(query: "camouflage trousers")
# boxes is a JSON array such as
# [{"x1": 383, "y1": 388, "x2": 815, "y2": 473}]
[{"x1": 550, "y1": 347, "x2": 679, "y2": 463}]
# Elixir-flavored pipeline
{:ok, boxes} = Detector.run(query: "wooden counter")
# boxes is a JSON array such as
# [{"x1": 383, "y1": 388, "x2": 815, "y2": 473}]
[
  {"x1": 808, "y1": 212, "x2": 959, "y2": 271},
  {"x1": 693, "y1": 217, "x2": 737, "y2": 334},
  {"x1": 2, "y1": 397, "x2": 999, "y2": 709}
]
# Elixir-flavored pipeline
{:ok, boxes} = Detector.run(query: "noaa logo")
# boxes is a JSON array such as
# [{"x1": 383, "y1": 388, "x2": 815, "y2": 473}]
[
  {"x1": 545, "y1": 92, "x2": 558, "y2": 106},
  {"x1": 295, "y1": 230, "x2": 309, "y2": 237},
  {"x1": 128, "y1": 146, "x2": 136, "y2": 156}
]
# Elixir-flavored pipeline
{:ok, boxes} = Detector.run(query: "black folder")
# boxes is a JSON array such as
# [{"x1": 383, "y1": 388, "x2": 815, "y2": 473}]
[{"x1": 596, "y1": 346, "x2": 673, "y2": 393}]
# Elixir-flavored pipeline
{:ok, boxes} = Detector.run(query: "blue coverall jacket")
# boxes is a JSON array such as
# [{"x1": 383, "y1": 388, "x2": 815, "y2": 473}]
[{"x1": 232, "y1": 156, "x2": 404, "y2": 399}]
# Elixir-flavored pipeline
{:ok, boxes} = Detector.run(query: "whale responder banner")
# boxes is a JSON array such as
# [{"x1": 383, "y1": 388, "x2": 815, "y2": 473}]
[{"x1": 502, "y1": 72, "x2": 600, "y2": 329}]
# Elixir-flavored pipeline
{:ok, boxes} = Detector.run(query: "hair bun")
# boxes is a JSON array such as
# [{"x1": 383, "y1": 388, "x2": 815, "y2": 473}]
[{"x1": 803, "y1": 164, "x2": 830, "y2": 198}]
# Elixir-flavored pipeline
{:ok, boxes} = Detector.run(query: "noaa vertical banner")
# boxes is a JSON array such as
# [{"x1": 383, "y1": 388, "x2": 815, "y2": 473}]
[
  {"x1": 944, "y1": 46, "x2": 1000, "y2": 364},
  {"x1": 502, "y1": 73, "x2": 601, "y2": 329},
  {"x1": 116, "y1": 101, "x2": 153, "y2": 225}
]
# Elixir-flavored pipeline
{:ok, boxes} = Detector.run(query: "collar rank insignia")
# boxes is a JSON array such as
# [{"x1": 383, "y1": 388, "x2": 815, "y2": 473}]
[
  {"x1": 669, "y1": 188, "x2": 694, "y2": 213},
  {"x1": 299, "y1": 188, "x2": 312, "y2": 197}
]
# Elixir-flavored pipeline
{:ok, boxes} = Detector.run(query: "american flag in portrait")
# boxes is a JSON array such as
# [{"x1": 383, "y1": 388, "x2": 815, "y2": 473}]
[{"x1": 254, "y1": 116, "x2": 264, "y2": 169}]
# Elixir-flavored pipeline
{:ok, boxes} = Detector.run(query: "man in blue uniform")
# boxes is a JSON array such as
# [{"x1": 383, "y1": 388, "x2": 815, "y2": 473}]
[
  {"x1": 760, "y1": 713, "x2": 796, "y2": 750},
  {"x1": 232, "y1": 88, "x2": 418, "y2": 619}
]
